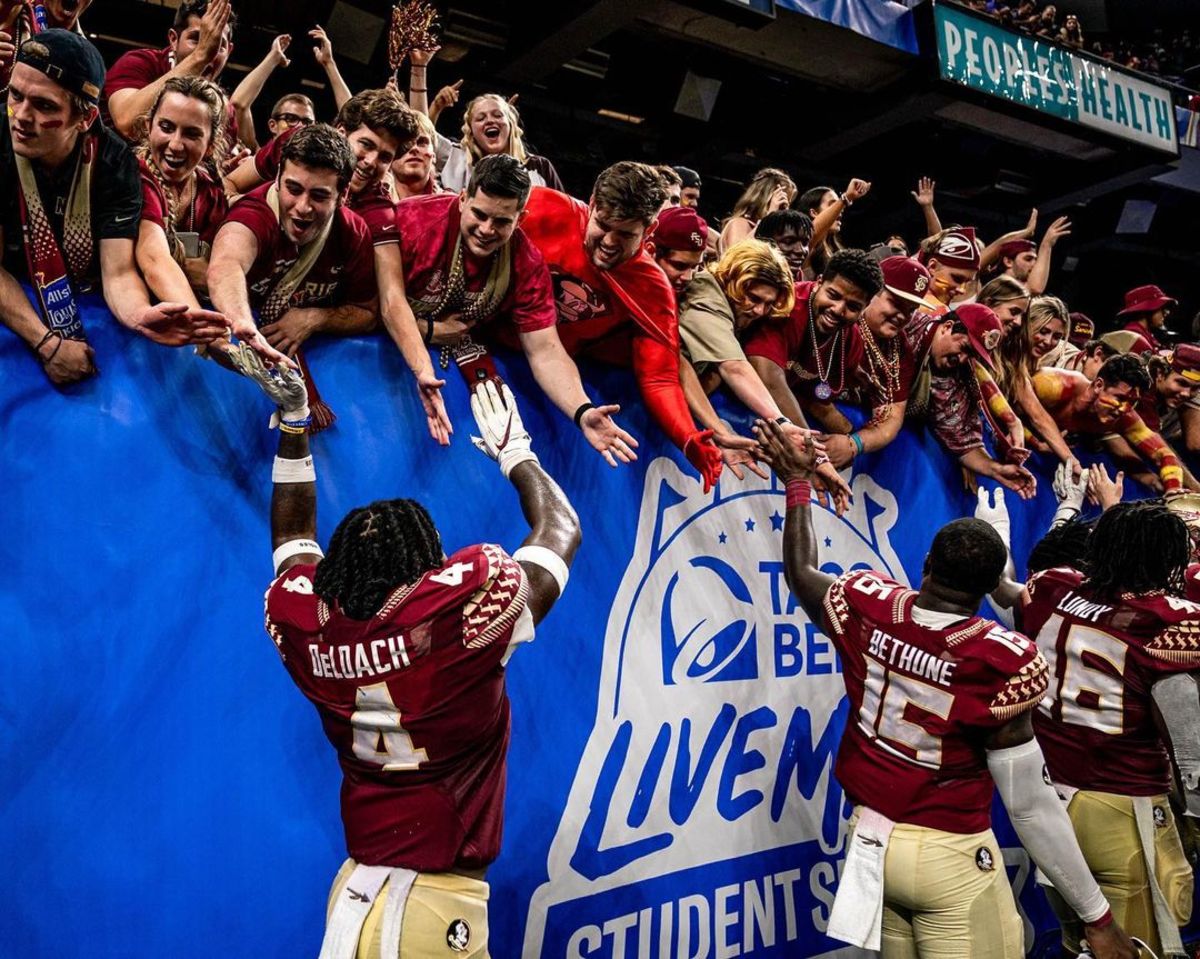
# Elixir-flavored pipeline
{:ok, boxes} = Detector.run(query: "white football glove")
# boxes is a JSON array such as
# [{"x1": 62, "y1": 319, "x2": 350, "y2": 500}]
[
  {"x1": 975, "y1": 486, "x2": 1011, "y2": 547},
  {"x1": 470, "y1": 379, "x2": 538, "y2": 478},
  {"x1": 1052, "y1": 459, "x2": 1088, "y2": 526},
  {"x1": 228, "y1": 342, "x2": 309, "y2": 421}
]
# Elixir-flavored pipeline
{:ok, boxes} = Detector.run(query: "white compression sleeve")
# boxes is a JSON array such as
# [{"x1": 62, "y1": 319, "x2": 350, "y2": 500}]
[
  {"x1": 988, "y1": 737, "x2": 1109, "y2": 924},
  {"x1": 1152, "y1": 674, "x2": 1200, "y2": 815},
  {"x1": 513, "y1": 544, "x2": 569, "y2": 596}
]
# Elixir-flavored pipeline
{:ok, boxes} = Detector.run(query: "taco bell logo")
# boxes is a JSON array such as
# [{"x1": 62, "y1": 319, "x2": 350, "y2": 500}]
[{"x1": 523, "y1": 459, "x2": 904, "y2": 959}]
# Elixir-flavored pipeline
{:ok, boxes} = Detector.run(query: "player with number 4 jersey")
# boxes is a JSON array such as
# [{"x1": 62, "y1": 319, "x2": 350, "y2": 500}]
[
  {"x1": 243, "y1": 352, "x2": 581, "y2": 959},
  {"x1": 753, "y1": 417, "x2": 1137, "y2": 959},
  {"x1": 1025, "y1": 501, "x2": 1200, "y2": 958}
]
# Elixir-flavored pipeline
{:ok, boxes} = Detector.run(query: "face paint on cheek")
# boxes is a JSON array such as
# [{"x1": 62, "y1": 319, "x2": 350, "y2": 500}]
[{"x1": 41, "y1": 119, "x2": 65, "y2": 128}]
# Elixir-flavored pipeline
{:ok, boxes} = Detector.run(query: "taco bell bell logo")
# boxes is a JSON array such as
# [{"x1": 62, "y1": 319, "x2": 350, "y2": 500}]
[{"x1": 523, "y1": 458, "x2": 904, "y2": 959}]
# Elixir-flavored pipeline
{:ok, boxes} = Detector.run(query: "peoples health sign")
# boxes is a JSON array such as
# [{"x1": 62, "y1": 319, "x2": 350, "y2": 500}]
[{"x1": 934, "y1": 2, "x2": 1179, "y2": 155}]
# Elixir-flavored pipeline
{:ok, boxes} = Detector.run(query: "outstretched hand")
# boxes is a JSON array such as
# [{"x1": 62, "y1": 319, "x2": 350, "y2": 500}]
[
  {"x1": 227, "y1": 342, "x2": 308, "y2": 416},
  {"x1": 470, "y1": 380, "x2": 538, "y2": 478},
  {"x1": 683, "y1": 430, "x2": 723, "y2": 493},
  {"x1": 136, "y1": 302, "x2": 229, "y2": 346},
  {"x1": 580, "y1": 404, "x2": 638, "y2": 467},
  {"x1": 416, "y1": 369, "x2": 452, "y2": 446}
]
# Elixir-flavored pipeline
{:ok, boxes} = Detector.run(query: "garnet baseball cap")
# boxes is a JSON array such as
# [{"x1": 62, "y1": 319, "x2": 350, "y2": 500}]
[
  {"x1": 1171, "y1": 343, "x2": 1200, "y2": 383},
  {"x1": 996, "y1": 238, "x2": 1036, "y2": 262},
  {"x1": 1068, "y1": 311, "x2": 1094, "y2": 346},
  {"x1": 16, "y1": 29, "x2": 105, "y2": 107},
  {"x1": 880, "y1": 256, "x2": 931, "y2": 307},
  {"x1": 1117, "y1": 284, "x2": 1177, "y2": 317},
  {"x1": 653, "y1": 205, "x2": 708, "y2": 252},
  {"x1": 947, "y1": 302, "x2": 1003, "y2": 370}
]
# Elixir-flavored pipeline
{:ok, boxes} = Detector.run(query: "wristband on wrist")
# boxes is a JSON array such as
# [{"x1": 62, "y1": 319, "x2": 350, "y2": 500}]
[
  {"x1": 423, "y1": 316, "x2": 434, "y2": 345},
  {"x1": 272, "y1": 455, "x2": 316, "y2": 483},
  {"x1": 36, "y1": 331, "x2": 64, "y2": 364},
  {"x1": 850, "y1": 432, "x2": 864, "y2": 456},
  {"x1": 785, "y1": 478, "x2": 812, "y2": 509},
  {"x1": 411, "y1": 87, "x2": 427, "y2": 92},
  {"x1": 815, "y1": 452, "x2": 831, "y2": 468},
  {"x1": 1086, "y1": 909, "x2": 1114, "y2": 929},
  {"x1": 33, "y1": 328, "x2": 56, "y2": 354},
  {"x1": 774, "y1": 415, "x2": 791, "y2": 426},
  {"x1": 840, "y1": 192, "x2": 853, "y2": 206},
  {"x1": 573, "y1": 402, "x2": 596, "y2": 428}
]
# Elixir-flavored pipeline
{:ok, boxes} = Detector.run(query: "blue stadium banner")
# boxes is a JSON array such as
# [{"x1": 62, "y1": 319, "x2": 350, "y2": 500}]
[
  {"x1": 934, "y1": 1, "x2": 1180, "y2": 156},
  {"x1": 0, "y1": 295, "x2": 1191, "y2": 957}
]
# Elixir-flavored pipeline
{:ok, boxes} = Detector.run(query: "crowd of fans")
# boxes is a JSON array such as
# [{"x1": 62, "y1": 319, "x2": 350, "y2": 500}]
[
  {"x1": 8, "y1": 3, "x2": 1200, "y2": 958},
  {"x1": 2, "y1": 0, "x2": 1198, "y2": 505},
  {"x1": 962, "y1": 0, "x2": 1200, "y2": 84}
]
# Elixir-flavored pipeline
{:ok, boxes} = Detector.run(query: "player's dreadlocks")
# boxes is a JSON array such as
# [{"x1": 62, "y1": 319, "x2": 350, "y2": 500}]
[
  {"x1": 1083, "y1": 501, "x2": 1190, "y2": 600},
  {"x1": 313, "y1": 499, "x2": 444, "y2": 620},
  {"x1": 1027, "y1": 516, "x2": 1095, "y2": 575}
]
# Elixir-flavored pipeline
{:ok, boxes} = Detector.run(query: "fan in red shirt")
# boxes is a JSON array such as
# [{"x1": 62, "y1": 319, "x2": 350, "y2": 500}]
[
  {"x1": 754, "y1": 418, "x2": 1137, "y2": 959},
  {"x1": 744, "y1": 248, "x2": 881, "y2": 434},
  {"x1": 384, "y1": 157, "x2": 637, "y2": 462},
  {"x1": 517, "y1": 161, "x2": 723, "y2": 491},
  {"x1": 1024, "y1": 502, "x2": 1200, "y2": 957},
  {"x1": 132, "y1": 75, "x2": 288, "y2": 368},
  {"x1": 207, "y1": 125, "x2": 377, "y2": 427},
  {"x1": 104, "y1": 0, "x2": 235, "y2": 143},
  {"x1": 243, "y1": 349, "x2": 579, "y2": 959},
  {"x1": 819, "y1": 255, "x2": 925, "y2": 468},
  {"x1": 223, "y1": 88, "x2": 424, "y2": 374}
]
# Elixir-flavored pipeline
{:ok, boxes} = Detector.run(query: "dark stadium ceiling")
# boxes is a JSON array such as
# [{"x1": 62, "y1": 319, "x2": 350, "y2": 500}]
[{"x1": 90, "y1": 0, "x2": 1197, "y2": 268}]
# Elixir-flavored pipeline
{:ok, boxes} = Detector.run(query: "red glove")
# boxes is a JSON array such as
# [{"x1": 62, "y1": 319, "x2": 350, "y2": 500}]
[{"x1": 684, "y1": 430, "x2": 723, "y2": 493}]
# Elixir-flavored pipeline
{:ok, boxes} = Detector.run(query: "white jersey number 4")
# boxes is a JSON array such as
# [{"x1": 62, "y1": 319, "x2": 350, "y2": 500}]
[{"x1": 351, "y1": 682, "x2": 429, "y2": 770}]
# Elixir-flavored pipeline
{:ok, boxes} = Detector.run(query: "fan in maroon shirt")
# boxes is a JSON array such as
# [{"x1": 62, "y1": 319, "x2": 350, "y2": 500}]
[
  {"x1": 383, "y1": 155, "x2": 637, "y2": 465},
  {"x1": 251, "y1": 355, "x2": 579, "y2": 958},
  {"x1": 104, "y1": 0, "x2": 235, "y2": 143}
]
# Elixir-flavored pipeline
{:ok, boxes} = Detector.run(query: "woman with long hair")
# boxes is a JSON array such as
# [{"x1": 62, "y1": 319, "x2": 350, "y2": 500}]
[
  {"x1": 437, "y1": 92, "x2": 563, "y2": 194},
  {"x1": 135, "y1": 75, "x2": 283, "y2": 363},
  {"x1": 977, "y1": 286, "x2": 1079, "y2": 476},
  {"x1": 719, "y1": 167, "x2": 796, "y2": 253},
  {"x1": 1027, "y1": 295, "x2": 1075, "y2": 369}
]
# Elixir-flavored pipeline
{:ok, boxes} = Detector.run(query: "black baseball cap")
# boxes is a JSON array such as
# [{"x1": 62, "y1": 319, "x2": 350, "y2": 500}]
[{"x1": 16, "y1": 29, "x2": 105, "y2": 107}]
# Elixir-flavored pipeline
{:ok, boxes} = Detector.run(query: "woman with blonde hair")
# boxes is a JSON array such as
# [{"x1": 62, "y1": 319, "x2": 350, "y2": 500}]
[
  {"x1": 719, "y1": 168, "x2": 796, "y2": 253},
  {"x1": 975, "y1": 287, "x2": 1079, "y2": 478},
  {"x1": 678, "y1": 239, "x2": 797, "y2": 478},
  {"x1": 1027, "y1": 295, "x2": 1076, "y2": 369},
  {"x1": 436, "y1": 92, "x2": 563, "y2": 194}
]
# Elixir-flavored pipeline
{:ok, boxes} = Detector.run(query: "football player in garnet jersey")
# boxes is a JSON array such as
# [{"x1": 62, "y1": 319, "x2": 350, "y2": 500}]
[
  {"x1": 242, "y1": 353, "x2": 580, "y2": 959},
  {"x1": 754, "y1": 418, "x2": 1137, "y2": 959},
  {"x1": 1025, "y1": 501, "x2": 1200, "y2": 958}
]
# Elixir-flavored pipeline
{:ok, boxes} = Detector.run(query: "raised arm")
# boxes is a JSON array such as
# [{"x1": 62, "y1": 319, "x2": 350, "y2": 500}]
[
  {"x1": 754, "y1": 417, "x2": 832, "y2": 623},
  {"x1": 1116, "y1": 412, "x2": 1185, "y2": 495},
  {"x1": 911, "y1": 176, "x2": 942, "y2": 238},
  {"x1": 1025, "y1": 216, "x2": 1071, "y2": 296},
  {"x1": 107, "y1": 0, "x2": 232, "y2": 139},
  {"x1": 979, "y1": 209, "x2": 1037, "y2": 272},
  {"x1": 469, "y1": 380, "x2": 581, "y2": 624},
  {"x1": 310, "y1": 26, "x2": 351, "y2": 111},
  {"x1": 809, "y1": 178, "x2": 870, "y2": 254},
  {"x1": 748, "y1": 354, "x2": 807, "y2": 427},
  {"x1": 229, "y1": 35, "x2": 292, "y2": 151}
]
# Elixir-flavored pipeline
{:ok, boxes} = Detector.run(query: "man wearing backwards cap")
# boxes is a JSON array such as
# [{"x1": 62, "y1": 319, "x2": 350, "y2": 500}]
[
  {"x1": 915, "y1": 225, "x2": 980, "y2": 315},
  {"x1": 0, "y1": 29, "x2": 228, "y2": 386},
  {"x1": 905, "y1": 302, "x2": 1038, "y2": 498},
  {"x1": 1032, "y1": 355, "x2": 1186, "y2": 496},
  {"x1": 991, "y1": 213, "x2": 1070, "y2": 296},
  {"x1": 647, "y1": 204, "x2": 707, "y2": 296},
  {"x1": 1119, "y1": 284, "x2": 1177, "y2": 351},
  {"x1": 821, "y1": 256, "x2": 926, "y2": 468}
]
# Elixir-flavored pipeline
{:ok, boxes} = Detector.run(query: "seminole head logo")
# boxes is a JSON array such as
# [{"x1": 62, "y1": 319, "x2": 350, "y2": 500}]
[{"x1": 523, "y1": 457, "x2": 904, "y2": 958}]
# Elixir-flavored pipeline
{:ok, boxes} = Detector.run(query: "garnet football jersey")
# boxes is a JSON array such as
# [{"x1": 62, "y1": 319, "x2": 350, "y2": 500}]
[
  {"x1": 264, "y1": 543, "x2": 533, "y2": 871},
  {"x1": 823, "y1": 570, "x2": 1048, "y2": 834},
  {"x1": 1026, "y1": 566, "x2": 1200, "y2": 795},
  {"x1": 1186, "y1": 563, "x2": 1200, "y2": 604}
]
